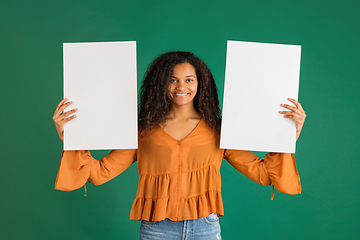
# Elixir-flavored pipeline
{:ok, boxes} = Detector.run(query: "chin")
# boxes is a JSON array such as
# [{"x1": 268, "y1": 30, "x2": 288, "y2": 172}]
[{"x1": 171, "y1": 99, "x2": 194, "y2": 106}]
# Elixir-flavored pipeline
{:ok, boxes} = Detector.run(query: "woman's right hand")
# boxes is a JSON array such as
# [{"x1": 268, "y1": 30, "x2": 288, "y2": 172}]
[{"x1": 52, "y1": 98, "x2": 77, "y2": 142}]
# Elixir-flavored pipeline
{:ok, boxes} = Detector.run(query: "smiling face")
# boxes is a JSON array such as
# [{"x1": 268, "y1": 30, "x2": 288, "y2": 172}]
[{"x1": 168, "y1": 62, "x2": 198, "y2": 107}]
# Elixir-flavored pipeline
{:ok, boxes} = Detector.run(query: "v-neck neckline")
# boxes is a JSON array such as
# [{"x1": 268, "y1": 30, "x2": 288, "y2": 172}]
[{"x1": 159, "y1": 118, "x2": 203, "y2": 142}]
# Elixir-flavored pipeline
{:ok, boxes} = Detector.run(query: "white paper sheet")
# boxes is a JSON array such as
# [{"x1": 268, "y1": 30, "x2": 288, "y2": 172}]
[
  {"x1": 63, "y1": 41, "x2": 137, "y2": 150},
  {"x1": 220, "y1": 40, "x2": 301, "y2": 153}
]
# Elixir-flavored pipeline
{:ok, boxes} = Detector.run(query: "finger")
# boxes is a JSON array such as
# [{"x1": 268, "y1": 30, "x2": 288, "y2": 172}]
[
  {"x1": 55, "y1": 98, "x2": 67, "y2": 112},
  {"x1": 284, "y1": 114, "x2": 305, "y2": 125},
  {"x1": 54, "y1": 100, "x2": 71, "y2": 119},
  {"x1": 280, "y1": 110, "x2": 306, "y2": 119},
  {"x1": 288, "y1": 98, "x2": 304, "y2": 111},
  {"x1": 55, "y1": 101, "x2": 73, "y2": 117},
  {"x1": 281, "y1": 104, "x2": 298, "y2": 112},
  {"x1": 282, "y1": 110, "x2": 305, "y2": 119},
  {"x1": 281, "y1": 103, "x2": 305, "y2": 116},
  {"x1": 53, "y1": 108, "x2": 78, "y2": 123},
  {"x1": 55, "y1": 114, "x2": 77, "y2": 125},
  {"x1": 61, "y1": 114, "x2": 77, "y2": 124},
  {"x1": 54, "y1": 108, "x2": 77, "y2": 123},
  {"x1": 60, "y1": 109, "x2": 78, "y2": 120},
  {"x1": 280, "y1": 111, "x2": 296, "y2": 115},
  {"x1": 55, "y1": 113, "x2": 77, "y2": 125}
]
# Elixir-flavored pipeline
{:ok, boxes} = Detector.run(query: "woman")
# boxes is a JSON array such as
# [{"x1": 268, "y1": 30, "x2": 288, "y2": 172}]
[{"x1": 53, "y1": 51, "x2": 306, "y2": 240}]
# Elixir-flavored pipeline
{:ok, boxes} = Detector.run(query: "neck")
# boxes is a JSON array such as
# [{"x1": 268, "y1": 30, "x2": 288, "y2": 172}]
[{"x1": 167, "y1": 103, "x2": 201, "y2": 120}]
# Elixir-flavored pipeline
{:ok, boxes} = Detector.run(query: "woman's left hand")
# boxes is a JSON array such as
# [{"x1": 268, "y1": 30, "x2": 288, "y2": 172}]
[{"x1": 279, "y1": 98, "x2": 306, "y2": 141}]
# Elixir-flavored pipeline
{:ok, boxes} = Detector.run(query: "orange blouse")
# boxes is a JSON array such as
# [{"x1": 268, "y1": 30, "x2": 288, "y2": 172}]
[{"x1": 55, "y1": 118, "x2": 301, "y2": 221}]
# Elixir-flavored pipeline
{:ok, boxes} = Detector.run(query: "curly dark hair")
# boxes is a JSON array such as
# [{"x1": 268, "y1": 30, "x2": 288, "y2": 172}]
[{"x1": 138, "y1": 51, "x2": 221, "y2": 135}]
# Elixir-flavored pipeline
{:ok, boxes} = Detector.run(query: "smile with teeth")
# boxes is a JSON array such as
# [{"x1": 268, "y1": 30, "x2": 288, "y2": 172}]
[{"x1": 174, "y1": 93, "x2": 189, "y2": 96}]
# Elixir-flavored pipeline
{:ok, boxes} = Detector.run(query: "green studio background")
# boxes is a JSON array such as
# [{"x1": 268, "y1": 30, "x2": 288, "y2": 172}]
[{"x1": 1, "y1": 0, "x2": 359, "y2": 239}]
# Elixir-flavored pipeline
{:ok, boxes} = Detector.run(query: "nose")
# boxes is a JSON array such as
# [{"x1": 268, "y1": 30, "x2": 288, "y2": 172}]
[{"x1": 175, "y1": 81, "x2": 185, "y2": 90}]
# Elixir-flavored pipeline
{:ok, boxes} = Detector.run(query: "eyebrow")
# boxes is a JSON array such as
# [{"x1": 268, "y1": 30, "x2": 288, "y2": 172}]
[{"x1": 170, "y1": 75, "x2": 196, "y2": 78}]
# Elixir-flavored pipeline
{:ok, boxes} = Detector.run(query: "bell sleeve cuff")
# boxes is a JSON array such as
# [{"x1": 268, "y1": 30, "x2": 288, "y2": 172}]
[
  {"x1": 55, "y1": 149, "x2": 137, "y2": 192},
  {"x1": 264, "y1": 152, "x2": 301, "y2": 195},
  {"x1": 224, "y1": 150, "x2": 301, "y2": 197}
]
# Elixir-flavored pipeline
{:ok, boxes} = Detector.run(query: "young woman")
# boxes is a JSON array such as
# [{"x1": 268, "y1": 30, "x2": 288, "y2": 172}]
[{"x1": 53, "y1": 51, "x2": 306, "y2": 240}]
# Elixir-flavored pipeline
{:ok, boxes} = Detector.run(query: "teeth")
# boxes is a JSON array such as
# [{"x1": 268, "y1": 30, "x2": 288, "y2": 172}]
[{"x1": 175, "y1": 93, "x2": 187, "y2": 96}]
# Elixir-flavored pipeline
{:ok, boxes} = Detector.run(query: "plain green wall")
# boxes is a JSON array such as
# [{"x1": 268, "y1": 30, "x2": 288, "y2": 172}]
[{"x1": 1, "y1": 0, "x2": 359, "y2": 239}]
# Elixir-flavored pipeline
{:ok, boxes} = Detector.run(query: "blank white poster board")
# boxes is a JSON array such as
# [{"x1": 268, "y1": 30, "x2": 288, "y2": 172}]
[
  {"x1": 63, "y1": 41, "x2": 137, "y2": 150},
  {"x1": 220, "y1": 40, "x2": 301, "y2": 153}
]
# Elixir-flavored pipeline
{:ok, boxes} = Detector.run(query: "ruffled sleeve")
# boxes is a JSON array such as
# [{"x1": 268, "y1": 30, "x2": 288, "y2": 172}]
[
  {"x1": 55, "y1": 149, "x2": 137, "y2": 192},
  {"x1": 223, "y1": 150, "x2": 301, "y2": 196}
]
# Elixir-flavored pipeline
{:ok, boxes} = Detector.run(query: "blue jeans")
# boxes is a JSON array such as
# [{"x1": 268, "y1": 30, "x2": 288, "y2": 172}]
[{"x1": 139, "y1": 213, "x2": 222, "y2": 240}]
